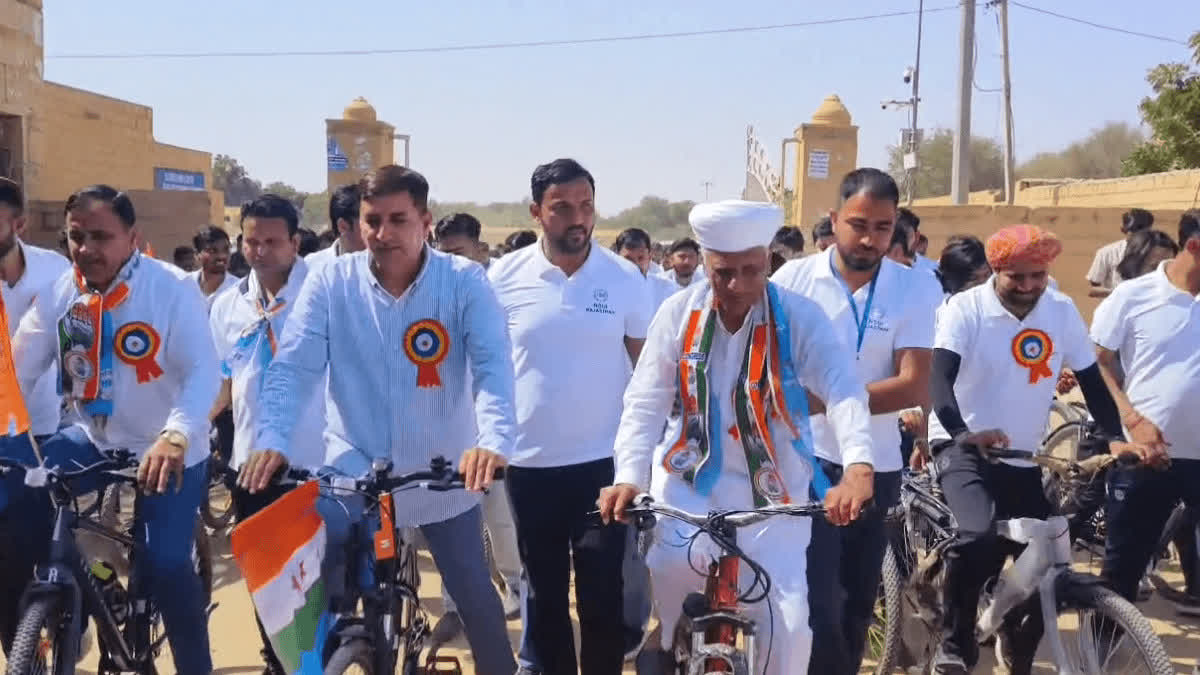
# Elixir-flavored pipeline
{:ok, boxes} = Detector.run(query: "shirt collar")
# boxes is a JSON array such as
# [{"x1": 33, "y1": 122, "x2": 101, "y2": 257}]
[
  {"x1": 1151, "y1": 260, "x2": 1200, "y2": 302},
  {"x1": 364, "y1": 244, "x2": 434, "y2": 298},
  {"x1": 532, "y1": 238, "x2": 595, "y2": 281},
  {"x1": 75, "y1": 250, "x2": 140, "y2": 294},
  {"x1": 979, "y1": 275, "x2": 1049, "y2": 321}
]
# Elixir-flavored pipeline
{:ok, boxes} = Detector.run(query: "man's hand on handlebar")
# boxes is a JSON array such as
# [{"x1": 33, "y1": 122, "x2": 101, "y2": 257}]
[
  {"x1": 1110, "y1": 440, "x2": 1170, "y2": 470},
  {"x1": 959, "y1": 428, "x2": 1010, "y2": 456},
  {"x1": 239, "y1": 449, "x2": 288, "y2": 494},
  {"x1": 596, "y1": 483, "x2": 641, "y2": 525},
  {"x1": 458, "y1": 447, "x2": 507, "y2": 492},
  {"x1": 823, "y1": 463, "x2": 873, "y2": 526}
]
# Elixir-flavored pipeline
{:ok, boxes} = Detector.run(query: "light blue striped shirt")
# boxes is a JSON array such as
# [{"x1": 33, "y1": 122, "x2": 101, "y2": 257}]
[{"x1": 256, "y1": 246, "x2": 516, "y2": 526}]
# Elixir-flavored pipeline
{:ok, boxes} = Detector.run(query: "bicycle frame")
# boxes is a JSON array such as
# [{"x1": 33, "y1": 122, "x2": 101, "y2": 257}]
[{"x1": 684, "y1": 539, "x2": 757, "y2": 675}]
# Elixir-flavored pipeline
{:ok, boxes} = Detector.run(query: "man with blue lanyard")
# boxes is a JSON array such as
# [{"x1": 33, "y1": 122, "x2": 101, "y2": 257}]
[
  {"x1": 597, "y1": 200, "x2": 874, "y2": 674},
  {"x1": 772, "y1": 169, "x2": 936, "y2": 674}
]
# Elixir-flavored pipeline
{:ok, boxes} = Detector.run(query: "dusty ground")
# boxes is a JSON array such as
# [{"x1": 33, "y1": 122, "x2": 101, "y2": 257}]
[{"x1": 1, "y1": 526, "x2": 1195, "y2": 674}]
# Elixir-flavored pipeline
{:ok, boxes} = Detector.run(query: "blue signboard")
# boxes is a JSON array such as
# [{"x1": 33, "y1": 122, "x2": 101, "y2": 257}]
[
  {"x1": 327, "y1": 136, "x2": 349, "y2": 171},
  {"x1": 154, "y1": 168, "x2": 206, "y2": 191}
]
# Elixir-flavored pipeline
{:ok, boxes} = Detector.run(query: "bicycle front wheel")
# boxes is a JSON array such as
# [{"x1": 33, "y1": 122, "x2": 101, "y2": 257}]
[
  {"x1": 1058, "y1": 581, "x2": 1173, "y2": 675},
  {"x1": 324, "y1": 638, "x2": 374, "y2": 675},
  {"x1": 867, "y1": 543, "x2": 904, "y2": 675},
  {"x1": 6, "y1": 595, "x2": 75, "y2": 675}
]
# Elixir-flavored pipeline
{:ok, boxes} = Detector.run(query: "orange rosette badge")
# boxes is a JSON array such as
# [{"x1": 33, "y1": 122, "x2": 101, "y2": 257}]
[
  {"x1": 1011, "y1": 328, "x2": 1054, "y2": 384},
  {"x1": 114, "y1": 321, "x2": 165, "y2": 383},
  {"x1": 404, "y1": 319, "x2": 450, "y2": 388}
]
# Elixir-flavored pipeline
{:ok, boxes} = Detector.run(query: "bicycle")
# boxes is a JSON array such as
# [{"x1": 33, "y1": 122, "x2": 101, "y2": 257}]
[
  {"x1": 0, "y1": 451, "x2": 213, "y2": 675},
  {"x1": 264, "y1": 456, "x2": 501, "y2": 675},
  {"x1": 886, "y1": 447, "x2": 1174, "y2": 674},
  {"x1": 614, "y1": 495, "x2": 826, "y2": 675},
  {"x1": 200, "y1": 426, "x2": 234, "y2": 530}
]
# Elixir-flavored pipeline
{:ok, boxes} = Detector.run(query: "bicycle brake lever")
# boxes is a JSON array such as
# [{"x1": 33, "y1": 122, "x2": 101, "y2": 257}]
[{"x1": 24, "y1": 466, "x2": 50, "y2": 488}]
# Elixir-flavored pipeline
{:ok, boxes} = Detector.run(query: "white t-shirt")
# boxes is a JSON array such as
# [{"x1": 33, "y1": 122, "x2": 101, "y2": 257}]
[
  {"x1": 658, "y1": 265, "x2": 706, "y2": 289},
  {"x1": 303, "y1": 239, "x2": 344, "y2": 277},
  {"x1": 187, "y1": 269, "x2": 240, "y2": 311},
  {"x1": 928, "y1": 280, "x2": 1096, "y2": 467},
  {"x1": 647, "y1": 273, "x2": 680, "y2": 318},
  {"x1": 3, "y1": 241, "x2": 71, "y2": 436},
  {"x1": 773, "y1": 249, "x2": 937, "y2": 471},
  {"x1": 209, "y1": 258, "x2": 326, "y2": 470},
  {"x1": 489, "y1": 243, "x2": 652, "y2": 467},
  {"x1": 1090, "y1": 261, "x2": 1200, "y2": 460},
  {"x1": 1087, "y1": 239, "x2": 1127, "y2": 290},
  {"x1": 913, "y1": 254, "x2": 939, "y2": 278}
]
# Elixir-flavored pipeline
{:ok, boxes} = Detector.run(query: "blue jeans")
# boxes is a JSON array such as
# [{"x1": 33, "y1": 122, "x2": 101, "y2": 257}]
[
  {"x1": 317, "y1": 490, "x2": 516, "y2": 675},
  {"x1": 0, "y1": 427, "x2": 210, "y2": 674},
  {"x1": 1104, "y1": 458, "x2": 1200, "y2": 602}
]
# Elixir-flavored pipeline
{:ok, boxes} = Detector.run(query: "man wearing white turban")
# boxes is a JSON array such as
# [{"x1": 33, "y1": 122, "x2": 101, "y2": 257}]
[{"x1": 597, "y1": 200, "x2": 875, "y2": 674}]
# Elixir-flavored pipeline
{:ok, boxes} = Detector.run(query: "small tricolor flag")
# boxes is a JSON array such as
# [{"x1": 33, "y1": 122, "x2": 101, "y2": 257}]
[{"x1": 231, "y1": 480, "x2": 331, "y2": 674}]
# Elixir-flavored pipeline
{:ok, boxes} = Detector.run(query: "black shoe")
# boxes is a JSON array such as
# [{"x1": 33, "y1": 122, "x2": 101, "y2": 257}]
[{"x1": 931, "y1": 648, "x2": 969, "y2": 675}]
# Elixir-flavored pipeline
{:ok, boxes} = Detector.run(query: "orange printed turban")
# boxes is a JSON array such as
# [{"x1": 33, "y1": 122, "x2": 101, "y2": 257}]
[{"x1": 985, "y1": 225, "x2": 1062, "y2": 270}]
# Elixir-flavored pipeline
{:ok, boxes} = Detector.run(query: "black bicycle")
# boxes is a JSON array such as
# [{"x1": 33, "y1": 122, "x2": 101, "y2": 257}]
[
  {"x1": 0, "y1": 451, "x2": 214, "y2": 675},
  {"x1": 272, "y1": 456, "x2": 501, "y2": 675}
]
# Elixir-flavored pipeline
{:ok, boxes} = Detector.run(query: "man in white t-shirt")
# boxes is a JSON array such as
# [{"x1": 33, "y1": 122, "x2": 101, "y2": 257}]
[
  {"x1": 1086, "y1": 208, "x2": 1154, "y2": 299},
  {"x1": 658, "y1": 237, "x2": 705, "y2": 289},
  {"x1": 489, "y1": 159, "x2": 652, "y2": 675},
  {"x1": 1092, "y1": 209, "x2": 1200, "y2": 611},
  {"x1": 209, "y1": 195, "x2": 325, "y2": 674},
  {"x1": 926, "y1": 225, "x2": 1127, "y2": 673},
  {"x1": 188, "y1": 225, "x2": 240, "y2": 309},
  {"x1": 306, "y1": 183, "x2": 365, "y2": 275},
  {"x1": 773, "y1": 169, "x2": 935, "y2": 673},
  {"x1": 614, "y1": 227, "x2": 677, "y2": 317}
]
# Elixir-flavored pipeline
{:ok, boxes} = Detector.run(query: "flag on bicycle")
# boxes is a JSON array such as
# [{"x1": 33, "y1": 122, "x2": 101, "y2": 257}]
[
  {"x1": 0, "y1": 292, "x2": 30, "y2": 436},
  {"x1": 232, "y1": 480, "x2": 331, "y2": 674}
]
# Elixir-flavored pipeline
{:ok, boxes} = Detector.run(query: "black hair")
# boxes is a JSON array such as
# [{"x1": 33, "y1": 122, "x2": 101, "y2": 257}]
[
  {"x1": 668, "y1": 237, "x2": 701, "y2": 255},
  {"x1": 1121, "y1": 208, "x2": 1154, "y2": 234},
  {"x1": 1179, "y1": 209, "x2": 1200, "y2": 248},
  {"x1": 318, "y1": 228, "x2": 338, "y2": 247},
  {"x1": 172, "y1": 245, "x2": 194, "y2": 263},
  {"x1": 329, "y1": 183, "x2": 360, "y2": 231},
  {"x1": 770, "y1": 226, "x2": 805, "y2": 254},
  {"x1": 890, "y1": 216, "x2": 916, "y2": 258},
  {"x1": 897, "y1": 207, "x2": 920, "y2": 231},
  {"x1": 240, "y1": 193, "x2": 300, "y2": 236},
  {"x1": 530, "y1": 158, "x2": 595, "y2": 205},
  {"x1": 192, "y1": 225, "x2": 229, "y2": 251},
  {"x1": 812, "y1": 216, "x2": 833, "y2": 243},
  {"x1": 434, "y1": 213, "x2": 483, "y2": 242},
  {"x1": 297, "y1": 228, "x2": 320, "y2": 256},
  {"x1": 936, "y1": 234, "x2": 989, "y2": 295},
  {"x1": 359, "y1": 165, "x2": 429, "y2": 211},
  {"x1": 1117, "y1": 229, "x2": 1178, "y2": 281},
  {"x1": 0, "y1": 177, "x2": 22, "y2": 215},
  {"x1": 65, "y1": 185, "x2": 136, "y2": 227},
  {"x1": 614, "y1": 227, "x2": 652, "y2": 252},
  {"x1": 838, "y1": 168, "x2": 900, "y2": 206},
  {"x1": 505, "y1": 229, "x2": 538, "y2": 251}
]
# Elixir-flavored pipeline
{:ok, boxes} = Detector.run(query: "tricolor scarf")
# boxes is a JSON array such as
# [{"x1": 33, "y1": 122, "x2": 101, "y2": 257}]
[
  {"x1": 662, "y1": 282, "x2": 831, "y2": 507},
  {"x1": 59, "y1": 253, "x2": 139, "y2": 424},
  {"x1": 221, "y1": 275, "x2": 289, "y2": 386}
]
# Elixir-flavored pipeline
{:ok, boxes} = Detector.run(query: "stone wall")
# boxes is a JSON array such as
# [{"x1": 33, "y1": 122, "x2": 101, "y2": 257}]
[{"x1": 914, "y1": 169, "x2": 1200, "y2": 213}]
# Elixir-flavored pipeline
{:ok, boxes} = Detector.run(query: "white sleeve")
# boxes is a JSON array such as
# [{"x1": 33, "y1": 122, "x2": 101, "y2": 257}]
[
  {"x1": 1086, "y1": 247, "x2": 1110, "y2": 286},
  {"x1": 1062, "y1": 301, "x2": 1098, "y2": 372},
  {"x1": 933, "y1": 293, "x2": 974, "y2": 356},
  {"x1": 895, "y1": 275, "x2": 938, "y2": 350},
  {"x1": 790, "y1": 297, "x2": 874, "y2": 468},
  {"x1": 12, "y1": 288, "x2": 61, "y2": 397},
  {"x1": 162, "y1": 279, "x2": 221, "y2": 443},
  {"x1": 623, "y1": 273, "x2": 652, "y2": 340},
  {"x1": 1089, "y1": 289, "x2": 1126, "y2": 352},
  {"x1": 613, "y1": 298, "x2": 685, "y2": 488}
]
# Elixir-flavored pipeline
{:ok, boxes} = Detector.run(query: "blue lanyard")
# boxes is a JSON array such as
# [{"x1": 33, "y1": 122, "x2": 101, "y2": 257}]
[{"x1": 830, "y1": 256, "x2": 880, "y2": 355}]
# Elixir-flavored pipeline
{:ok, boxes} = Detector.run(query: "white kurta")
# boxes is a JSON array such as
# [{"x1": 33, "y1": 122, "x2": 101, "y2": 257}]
[{"x1": 613, "y1": 281, "x2": 873, "y2": 674}]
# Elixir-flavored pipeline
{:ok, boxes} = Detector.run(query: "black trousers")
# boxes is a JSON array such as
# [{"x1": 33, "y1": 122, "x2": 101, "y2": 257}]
[
  {"x1": 935, "y1": 442, "x2": 1050, "y2": 668},
  {"x1": 507, "y1": 458, "x2": 626, "y2": 675},
  {"x1": 233, "y1": 482, "x2": 294, "y2": 672},
  {"x1": 807, "y1": 461, "x2": 903, "y2": 675},
  {"x1": 1103, "y1": 458, "x2": 1200, "y2": 602}
]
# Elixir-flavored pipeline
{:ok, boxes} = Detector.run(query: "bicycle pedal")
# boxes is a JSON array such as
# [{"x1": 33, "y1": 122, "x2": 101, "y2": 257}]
[{"x1": 424, "y1": 654, "x2": 463, "y2": 674}]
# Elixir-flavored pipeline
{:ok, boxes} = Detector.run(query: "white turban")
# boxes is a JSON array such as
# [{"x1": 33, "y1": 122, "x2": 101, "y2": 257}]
[{"x1": 688, "y1": 200, "x2": 783, "y2": 253}]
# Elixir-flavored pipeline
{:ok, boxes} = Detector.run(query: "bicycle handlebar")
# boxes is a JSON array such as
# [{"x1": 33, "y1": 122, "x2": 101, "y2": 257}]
[
  {"x1": 274, "y1": 457, "x2": 505, "y2": 495},
  {"x1": 622, "y1": 495, "x2": 826, "y2": 531},
  {"x1": 0, "y1": 451, "x2": 138, "y2": 488},
  {"x1": 967, "y1": 445, "x2": 1139, "y2": 476}
]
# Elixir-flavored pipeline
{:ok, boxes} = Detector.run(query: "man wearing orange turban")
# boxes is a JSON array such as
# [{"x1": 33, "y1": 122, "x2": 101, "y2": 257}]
[{"x1": 924, "y1": 223, "x2": 1136, "y2": 672}]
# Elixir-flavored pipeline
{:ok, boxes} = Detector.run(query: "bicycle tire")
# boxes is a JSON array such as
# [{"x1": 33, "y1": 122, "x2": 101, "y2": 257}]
[
  {"x1": 870, "y1": 543, "x2": 904, "y2": 675},
  {"x1": 1041, "y1": 421, "x2": 1083, "y2": 461},
  {"x1": 6, "y1": 595, "x2": 73, "y2": 675},
  {"x1": 193, "y1": 518, "x2": 214, "y2": 608},
  {"x1": 1058, "y1": 581, "x2": 1174, "y2": 675},
  {"x1": 200, "y1": 481, "x2": 234, "y2": 530},
  {"x1": 324, "y1": 638, "x2": 374, "y2": 675}
]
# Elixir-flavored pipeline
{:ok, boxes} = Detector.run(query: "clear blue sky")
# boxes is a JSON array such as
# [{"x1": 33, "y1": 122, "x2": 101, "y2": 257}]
[{"x1": 42, "y1": 0, "x2": 1196, "y2": 215}]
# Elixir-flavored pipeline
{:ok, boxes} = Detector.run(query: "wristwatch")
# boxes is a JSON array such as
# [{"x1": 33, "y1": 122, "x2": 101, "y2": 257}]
[{"x1": 159, "y1": 430, "x2": 189, "y2": 452}]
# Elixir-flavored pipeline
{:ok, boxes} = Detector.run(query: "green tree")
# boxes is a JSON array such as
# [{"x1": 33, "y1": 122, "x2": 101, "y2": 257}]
[
  {"x1": 599, "y1": 196, "x2": 696, "y2": 240},
  {"x1": 211, "y1": 154, "x2": 262, "y2": 206},
  {"x1": 1123, "y1": 31, "x2": 1200, "y2": 175},
  {"x1": 262, "y1": 181, "x2": 309, "y2": 212},
  {"x1": 301, "y1": 190, "x2": 331, "y2": 230},
  {"x1": 887, "y1": 128, "x2": 1005, "y2": 199},
  {"x1": 1018, "y1": 122, "x2": 1144, "y2": 179}
]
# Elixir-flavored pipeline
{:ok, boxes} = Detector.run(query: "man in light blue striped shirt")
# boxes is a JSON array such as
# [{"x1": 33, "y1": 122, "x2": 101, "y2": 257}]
[{"x1": 242, "y1": 165, "x2": 518, "y2": 674}]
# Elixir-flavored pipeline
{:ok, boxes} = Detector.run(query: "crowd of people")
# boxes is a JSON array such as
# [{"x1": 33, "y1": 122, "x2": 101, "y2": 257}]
[{"x1": 0, "y1": 159, "x2": 1196, "y2": 675}]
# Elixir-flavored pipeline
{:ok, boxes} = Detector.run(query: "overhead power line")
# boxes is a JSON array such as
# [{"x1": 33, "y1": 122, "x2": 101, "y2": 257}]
[
  {"x1": 46, "y1": 6, "x2": 961, "y2": 60},
  {"x1": 1009, "y1": 2, "x2": 1189, "y2": 46}
]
